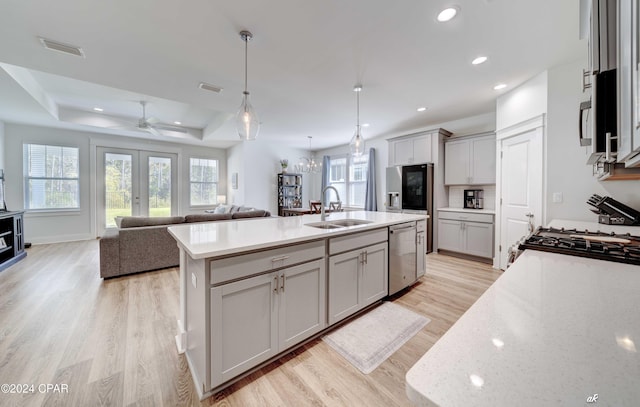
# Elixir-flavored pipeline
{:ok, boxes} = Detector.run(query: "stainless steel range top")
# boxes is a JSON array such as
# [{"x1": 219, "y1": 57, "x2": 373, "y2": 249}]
[{"x1": 518, "y1": 227, "x2": 640, "y2": 265}]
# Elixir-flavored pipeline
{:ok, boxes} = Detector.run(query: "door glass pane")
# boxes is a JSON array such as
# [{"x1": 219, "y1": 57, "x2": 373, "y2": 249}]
[
  {"x1": 105, "y1": 153, "x2": 132, "y2": 227},
  {"x1": 148, "y1": 156, "x2": 171, "y2": 217}
]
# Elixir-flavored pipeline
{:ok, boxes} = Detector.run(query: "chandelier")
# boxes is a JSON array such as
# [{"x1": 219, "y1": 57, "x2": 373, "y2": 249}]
[{"x1": 297, "y1": 136, "x2": 322, "y2": 173}]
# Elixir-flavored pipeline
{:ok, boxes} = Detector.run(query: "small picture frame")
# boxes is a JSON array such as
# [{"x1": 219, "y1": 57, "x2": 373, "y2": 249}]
[{"x1": 0, "y1": 237, "x2": 6, "y2": 249}]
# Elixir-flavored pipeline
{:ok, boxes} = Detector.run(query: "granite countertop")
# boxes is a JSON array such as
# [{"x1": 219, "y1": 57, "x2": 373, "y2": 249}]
[
  {"x1": 437, "y1": 207, "x2": 496, "y2": 215},
  {"x1": 168, "y1": 210, "x2": 427, "y2": 259},
  {"x1": 406, "y1": 250, "x2": 640, "y2": 406}
]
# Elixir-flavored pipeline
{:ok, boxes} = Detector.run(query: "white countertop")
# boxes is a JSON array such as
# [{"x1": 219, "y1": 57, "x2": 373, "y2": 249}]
[
  {"x1": 406, "y1": 250, "x2": 640, "y2": 406},
  {"x1": 168, "y1": 210, "x2": 427, "y2": 259},
  {"x1": 548, "y1": 218, "x2": 640, "y2": 235},
  {"x1": 437, "y1": 207, "x2": 496, "y2": 215}
]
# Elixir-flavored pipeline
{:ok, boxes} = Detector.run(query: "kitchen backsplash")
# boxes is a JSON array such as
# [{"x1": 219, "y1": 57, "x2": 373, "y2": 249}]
[{"x1": 448, "y1": 185, "x2": 496, "y2": 210}]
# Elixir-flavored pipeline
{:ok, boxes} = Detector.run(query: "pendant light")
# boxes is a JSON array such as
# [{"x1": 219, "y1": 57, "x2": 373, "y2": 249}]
[
  {"x1": 349, "y1": 85, "x2": 365, "y2": 156},
  {"x1": 236, "y1": 30, "x2": 259, "y2": 141}
]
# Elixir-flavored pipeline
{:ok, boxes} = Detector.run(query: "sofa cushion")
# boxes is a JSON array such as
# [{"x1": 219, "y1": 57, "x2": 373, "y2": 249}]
[
  {"x1": 232, "y1": 209, "x2": 269, "y2": 219},
  {"x1": 119, "y1": 216, "x2": 185, "y2": 228},
  {"x1": 213, "y1": 204, "x2": 234, "y2": 214},
  {"x1": 184, "y1": 213, "x2": 233, "y2": 223}
]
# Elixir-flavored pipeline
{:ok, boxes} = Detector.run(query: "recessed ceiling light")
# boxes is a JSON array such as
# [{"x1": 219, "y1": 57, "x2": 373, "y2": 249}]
[
  {"x1": 174, "y1": 121, "x2": 182, "y2": 125},
  {"x1": 362, "y1": 123, "x2": 370, "y2": 127},
  {"x1": 93, "y1": 107, "x2": 103, "y2": 112},
  {"x1": 417, "y1": 107, "x2": 427, "y2": 112},
  {"x1": 437, "y1": 7, "x2": 459, "y2": 22},
  {"x1": 472, "y1": 56, "x2": 488, "y2": 65},
  {"x1": 493, "y1": 83, "x2": 507, "y2": 90}
]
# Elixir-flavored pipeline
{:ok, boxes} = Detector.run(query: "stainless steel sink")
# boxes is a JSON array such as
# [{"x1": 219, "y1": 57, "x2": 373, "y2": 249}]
[
  {"x1": 304, "y1": 222, "x2": 344, "y2": 229},
  {"x1": 304, "y1": 219, "x2": 373, "y2": 229},
  {"x1": 328, "y1": 219, "x2": 373, "y2": 227}
]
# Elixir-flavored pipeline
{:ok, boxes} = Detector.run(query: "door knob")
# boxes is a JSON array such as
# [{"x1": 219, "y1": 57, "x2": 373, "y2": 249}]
[{"x1": 525, "y1": 212, "x2": 534, "y2": 218}]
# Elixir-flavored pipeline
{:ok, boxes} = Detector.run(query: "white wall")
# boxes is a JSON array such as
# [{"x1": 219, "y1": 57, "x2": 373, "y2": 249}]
[
  {"x1": 4, "y1": 123, "x2": 227, "y2": 244},
  {"x1": 226, "y1": 140, "x2": 310, "y2": 215},
  {"x1": 496, "y1": 71, "x2": 548, "y2": 132},
  {"x1": 546, "y1": 58, "x2": 640, "y2": 221}
]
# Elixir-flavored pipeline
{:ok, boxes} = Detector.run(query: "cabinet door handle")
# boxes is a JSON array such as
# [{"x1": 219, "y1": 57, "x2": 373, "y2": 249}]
[
  {"x1": 271, "y1": 255, "x2": 290, "y2": 263},
  {"x1": 281, "y1": 274, "x2": 285, "y2": 292},
  {"x1": 273, "y1": 275, "x2": 279, "y2": 294},
  {"x1": 364, "y1": 251, "x2": 368, "y2": 264}
]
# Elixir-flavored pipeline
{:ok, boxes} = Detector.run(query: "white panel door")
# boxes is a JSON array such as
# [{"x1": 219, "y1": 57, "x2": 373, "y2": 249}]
[{"x1": 499, "y1": 128, "x2": 543, "y2": 269}]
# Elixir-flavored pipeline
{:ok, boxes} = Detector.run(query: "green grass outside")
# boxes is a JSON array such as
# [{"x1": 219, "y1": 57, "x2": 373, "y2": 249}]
[{"x1": 106, "y1": 207, "x2": 171, "y2": 227}]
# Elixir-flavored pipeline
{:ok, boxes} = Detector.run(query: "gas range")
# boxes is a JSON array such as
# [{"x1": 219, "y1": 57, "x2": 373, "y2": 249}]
[{"x1": 517, "y1": 227, "x2": 640, "y2": 266}]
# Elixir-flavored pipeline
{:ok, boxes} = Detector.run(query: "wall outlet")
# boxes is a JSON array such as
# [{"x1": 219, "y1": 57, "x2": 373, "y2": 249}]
[
  {"x1": 191, "y1": 272, "x2": 197, "y2": 288},
  {"x1": 552, "y1": 192, "x2": 563, "y2": 203}
]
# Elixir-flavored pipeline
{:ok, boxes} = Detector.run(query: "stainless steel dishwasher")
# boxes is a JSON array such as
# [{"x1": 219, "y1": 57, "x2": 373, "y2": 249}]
[{"x1": 389, "y1": 221, "x2": 417, "y2": 295}]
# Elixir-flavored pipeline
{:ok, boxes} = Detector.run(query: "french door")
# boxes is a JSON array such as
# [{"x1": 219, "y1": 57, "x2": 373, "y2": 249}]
[{"x1": 97, "y1": 147, "x2": 177, "y2": 233}]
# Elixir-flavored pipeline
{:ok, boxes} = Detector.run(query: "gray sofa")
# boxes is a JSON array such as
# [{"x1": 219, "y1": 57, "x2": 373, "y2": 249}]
[{"x1": 99, "y1": 210, "x2": 270, "y2": 278}]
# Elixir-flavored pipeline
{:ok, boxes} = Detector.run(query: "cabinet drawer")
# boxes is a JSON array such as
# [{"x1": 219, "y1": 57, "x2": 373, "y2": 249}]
[
  {"x1": 438, "y1": 211, "x2": 494, "y2": 223},
  {"x1": 416, "y1": 219, "x2": 426, "y2": 232},
  {"x1": 210, "y1": 240, "x2": 325, "y2": 285},
  {"x1": 329, "y1": 228, "x2": 388, "y2": 255}
]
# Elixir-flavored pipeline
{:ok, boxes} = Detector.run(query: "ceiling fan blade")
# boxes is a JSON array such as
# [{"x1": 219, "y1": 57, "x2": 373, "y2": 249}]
[
  {"x1": 145, "y1": 126, "x2": 163, "y2": 138},
  {"x1": 153, "y1": 123, "x2": 189, "y2": 133}
]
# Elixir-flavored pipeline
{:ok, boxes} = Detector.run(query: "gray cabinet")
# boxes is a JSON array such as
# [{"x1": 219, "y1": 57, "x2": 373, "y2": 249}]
[
  {"x1": 416, "y1": 219, "x2": 426, "y2": 278},
  {"x1": 437, "y1": 210, "x2": 494, "y2": 259},
  {"x1": 388, "y1": 133, "x2": 432, "y2": 166},
  {"x1": 328, "y1": 229, "x2": 388, "y2": 325},
  {"x1": 211, "y1": 259, "x2": 325, "y2": 388},
  {"x1": 444, "y1": 134, "x2": 496, "y2": 185},
  {"x1": 0, "y1": 211, "x2": 26, "y2": 272},
  {"x1": 328, "y1": 242, "x2": 388, "y2": 325}
]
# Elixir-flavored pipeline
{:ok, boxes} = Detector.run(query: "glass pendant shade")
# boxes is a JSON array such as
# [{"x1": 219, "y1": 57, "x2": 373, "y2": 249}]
[
  {"x1": 349, "y1": 127, "x2": 365, "y2": 157},
  {"x1": 349, "y1": 84, "x2": 365, "y2": 157},
  {"x1": 236, "y1": 92, "x2": 259, "y2": 140},
  {"x1": 236, "y1": 30, "x2": 258, "y2": 141}
]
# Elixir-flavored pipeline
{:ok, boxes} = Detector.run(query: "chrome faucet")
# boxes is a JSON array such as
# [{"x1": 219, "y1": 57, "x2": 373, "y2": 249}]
[{"x1": 321, "y1": 185, "x2": 341, "y2": 222}]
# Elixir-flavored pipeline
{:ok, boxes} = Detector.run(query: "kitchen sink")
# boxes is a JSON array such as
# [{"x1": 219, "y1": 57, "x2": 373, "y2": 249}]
[
  {"x1": 328, "y1": 219, "x2": 373, "y2": 227},
  {"x1": 304, "y1": 219, "x2": 373, "y2": 229},
  {"x1": 304, "y1": 222, "x2": 344, "y2": 229}
]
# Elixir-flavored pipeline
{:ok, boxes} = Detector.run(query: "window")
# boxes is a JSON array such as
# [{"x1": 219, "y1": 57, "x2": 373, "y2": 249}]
[
  {"x1": 328, "y1": 153, "x2": 368, "y2": 208},
  {"x1": 24, "y1": 144, "x2": 79, "y2": 210},
  {"x1": 190, "y1": 158, "x2": 218, "y2": 206}
]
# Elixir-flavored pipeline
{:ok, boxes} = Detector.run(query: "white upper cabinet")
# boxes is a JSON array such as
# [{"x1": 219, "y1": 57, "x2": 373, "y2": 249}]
[
  {"x1": 618, "y1": 0, "x2": 640, "y2": 167},
  {"x1": 388, "y1": 133, "x2": 432, "y2": 166},
  {"x1": 445, "y1": 133, "x2": 496, "y2": 185}
]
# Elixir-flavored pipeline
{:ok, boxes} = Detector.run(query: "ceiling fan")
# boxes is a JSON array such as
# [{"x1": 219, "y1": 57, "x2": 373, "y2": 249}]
[{"x1": 135, "y1": 101, "x2": 188, "y2": 137}]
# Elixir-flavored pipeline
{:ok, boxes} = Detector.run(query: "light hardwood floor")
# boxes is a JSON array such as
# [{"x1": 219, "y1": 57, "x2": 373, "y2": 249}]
[{"x1": 0, "y1": 240, "x2": 502, "y2": 406}]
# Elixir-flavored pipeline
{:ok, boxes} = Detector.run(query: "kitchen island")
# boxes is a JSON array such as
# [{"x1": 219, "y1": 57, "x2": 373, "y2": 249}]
[
  {"x1": 168, "y1": 210, "x2": 427, "y2": 399},
  {"x1": 406, "y1": 236, "x2": 640, "y2": 406}
]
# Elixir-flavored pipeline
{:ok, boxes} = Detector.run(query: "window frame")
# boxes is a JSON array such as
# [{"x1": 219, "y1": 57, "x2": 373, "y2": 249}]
[
  {"x1": 189, "y1": 157, "x2": 219, "y2": 208},
  {"x1": 24, "y1": 143, "x2": 80, "y2": 212},
  {"x1": 327, "y1": 153, "x2": 369, "y2": 209}
]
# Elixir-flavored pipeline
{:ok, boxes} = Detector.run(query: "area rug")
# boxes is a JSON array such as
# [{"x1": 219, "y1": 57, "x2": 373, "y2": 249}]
[{"x1": 322, "y1": 302, "x2": 430, "y2": 374}]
